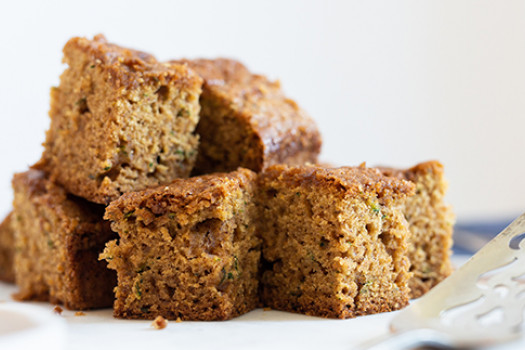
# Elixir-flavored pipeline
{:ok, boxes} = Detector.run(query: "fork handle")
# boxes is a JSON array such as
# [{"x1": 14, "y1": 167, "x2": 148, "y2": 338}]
[{"x1": 355, "y1": 329, "x2": 455, "y2": 350}]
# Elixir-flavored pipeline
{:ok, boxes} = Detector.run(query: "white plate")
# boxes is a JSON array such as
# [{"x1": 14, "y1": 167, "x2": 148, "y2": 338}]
[
  {"x1": 0, "y1": 301, "x2": 66, "y2": 350},
  {"x1": 0, "y1": 255, "x2": 522, "y2": 350}
]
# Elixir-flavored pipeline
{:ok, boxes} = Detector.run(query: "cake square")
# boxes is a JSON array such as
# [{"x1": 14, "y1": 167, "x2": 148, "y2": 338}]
[
  {"x1": 0, "y1": 212, "x2": 15, "y2": 283},
  {"x1": 38, "y1": 35, "x2": 203, "y2": 204},
  {"x1": 11, "y1": 169, "x2": 116, "y2": 309},
  {"x1": 171, "y1": 58, "x2": 322, "y2": 174},
  {"x1": 380, "y1": 161, "x2": 454, "y2": 298},
  {"x1": 101, "y1": 168, "x2": 260, "y2": 320},
  {"x1": 258, "y1": 164, "x2": 415, "y2": 319}
]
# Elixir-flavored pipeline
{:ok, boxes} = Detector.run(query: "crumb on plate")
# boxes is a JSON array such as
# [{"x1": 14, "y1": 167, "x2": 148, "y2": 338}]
[{"x1": 151, "y1": 316, "x2": 168, "y2": 329}]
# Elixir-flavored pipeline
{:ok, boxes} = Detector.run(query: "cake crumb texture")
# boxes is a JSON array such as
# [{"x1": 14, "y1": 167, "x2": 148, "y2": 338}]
[
  {"x1": 258, "y1": 164, "x2": 414, "y2": 318},
  {"x1": 11, "y1": 169, "x2": 117, "y2": 310},
  {"x1": 172, "y1": 58, "x2": 321, "y2": 174},
  {"x1": 380, "y1": 161, "x2": 454, "y2": 298},
  {"x1": 102, "y1": 168, "x2": 261, "y2": 320},
  {"x1": 3, "y1": 33, "x2": 456, "y2": 322},
  {"x1": 0, "y1": 212, "x2": 15, "y2": 283},
  {"x1": 38, "y1": 35, "x2": 203, "y2": 204}
]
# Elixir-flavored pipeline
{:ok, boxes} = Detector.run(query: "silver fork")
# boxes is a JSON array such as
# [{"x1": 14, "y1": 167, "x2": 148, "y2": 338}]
[{"x1": 359, "y1": 212, "x2": 525, "y2": 349}]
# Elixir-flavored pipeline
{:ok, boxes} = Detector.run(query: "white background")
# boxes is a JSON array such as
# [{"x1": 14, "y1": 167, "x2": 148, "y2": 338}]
[{"x1": 1, "y1": 0, "x2": 524, "y2": 221}]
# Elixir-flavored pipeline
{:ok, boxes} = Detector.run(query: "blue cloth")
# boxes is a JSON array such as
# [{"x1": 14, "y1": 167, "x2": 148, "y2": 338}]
[{"x1": 453, "y1": 219, "x2": 514, "y2": 255}]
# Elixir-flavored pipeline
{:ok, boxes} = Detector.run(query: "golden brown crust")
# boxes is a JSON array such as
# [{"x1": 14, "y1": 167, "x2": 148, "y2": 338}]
[
  {"x1": 379, "y1": 160, "x2": 445, "y2": 183},
  {"x1": 379, "y1": 161, "x2": 454, "y2": 298},
  {"x1": 64, "y1": 35, "x2": 198, "y2": 91},
  {"x1": 258, "y1": 164, "x2": 413, "y2": 318},
  {"x1": 261, "y1": 164, "x2": 415, "y2": 201},
  {"x1": 38, "y1": 35, "x2": 203, "y2": 204},
  {"x1": 105, "y1": 168, "x2": 256, "y2": 224},
  {"x1": 0, "y1": 212, "x2": 15, "y2": 283},
  {"x1": 11, "y1": 169, "x2": 116, "y2": 309},
  {"x1": 172, "y1": 58, "x2": 322, "y2": 173},
  {"x1": 102, "y1": 168, "x2": 261, "y2": 320}
]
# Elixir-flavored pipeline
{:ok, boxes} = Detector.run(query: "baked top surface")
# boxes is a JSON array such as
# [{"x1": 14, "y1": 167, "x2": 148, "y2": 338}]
[
  {"x1": 378, "y1": 160, "x2": 444, "y2": 181},
  {"x1": 261, "y1": 164, "x2": 415, "y2": 199},
  {"x1": 105, "y1": 168, "x2": 256, "y2": 220},
  {"x1": 66, "y1": 34, "x2": 156, "y2": 66},
  {"x1": 171, "y1": 58, "x2": 320, "y2": 141},
  {"x1": 66, "y1": 35, "x2": 202, "y2": 89}
]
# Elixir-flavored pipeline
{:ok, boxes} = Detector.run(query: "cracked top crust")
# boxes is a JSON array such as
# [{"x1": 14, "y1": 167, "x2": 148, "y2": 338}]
[{"x1": 65, "y1": 34, "x2": 202, "y2": 90}]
